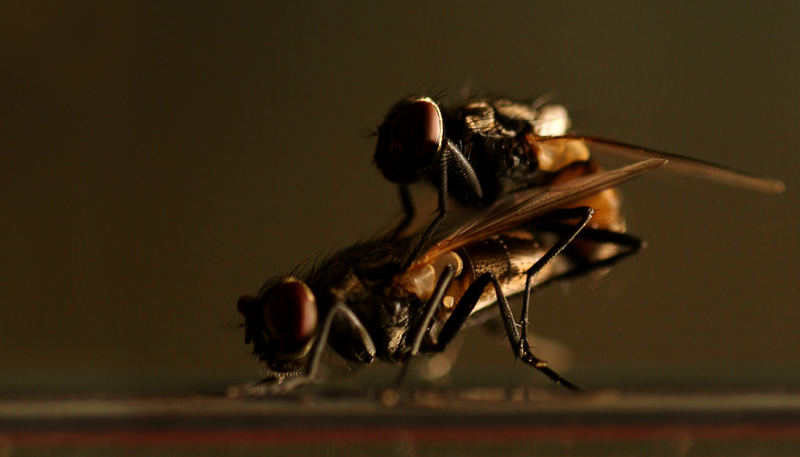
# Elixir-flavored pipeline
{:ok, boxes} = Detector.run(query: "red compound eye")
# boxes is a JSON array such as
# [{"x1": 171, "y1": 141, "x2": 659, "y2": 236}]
[
  {"x1": 375, "y1": 98, "x2": 443, "y2": 182},
  {"x1": 393, "y1": 98, "x2": 443, "y2": 163},
  {"x1": 262, "y1": 278, "x2": 317, "y2": 352}
]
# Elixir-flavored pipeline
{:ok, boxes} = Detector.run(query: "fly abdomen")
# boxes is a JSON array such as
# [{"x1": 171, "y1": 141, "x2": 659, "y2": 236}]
[
  {"x1": 459, "y1": 232, "x2": 543, "y2": 280},
  {"x1": 446, "y1": 231, "x2": 554, "y2": 317}
]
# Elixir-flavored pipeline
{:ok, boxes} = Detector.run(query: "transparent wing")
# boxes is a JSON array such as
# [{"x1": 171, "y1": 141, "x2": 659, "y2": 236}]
[
  {"x1": 538, "y1": 134, "x2": 785, "y2": 194},
  {"x1": 409, "y1": 158, "x2": 667, "y2": 270}
]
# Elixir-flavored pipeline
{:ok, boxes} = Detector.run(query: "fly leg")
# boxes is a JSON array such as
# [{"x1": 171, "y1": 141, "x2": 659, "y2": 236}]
[
  {"x1": 520, "y1": 207, "x2": 594, "y2": 354},
  {"x1": 535, "y1": 222, "x2": 643, "y2": 283},
  {"x1": 400, "y1": 148, "x2": 449, "y2": 270},
  {"x1": 467, "y1": 227, "x2": 643, "y2": 346},
  {"x1": 428, "y1": 271, "x2": 580, "y2": 390},
  {"x1": 394, "y1": 264, "x2": 457, "y2": 385},
  {"x1": 271, "y1": 303, "x2": 376, "y2": 393},
  {"x1": 401, "y1": 140, "x2": 482, "y2": 270}
]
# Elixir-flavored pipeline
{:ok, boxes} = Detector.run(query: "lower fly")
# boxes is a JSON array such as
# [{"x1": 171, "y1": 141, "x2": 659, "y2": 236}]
[{"x1": 236, "y1": 160, "x2": 665, "y2": 393}]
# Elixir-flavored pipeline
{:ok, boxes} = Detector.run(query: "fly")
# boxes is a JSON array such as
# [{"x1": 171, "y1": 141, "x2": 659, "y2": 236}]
[
  {"x1": 374, "y1": 96, "x2": 785, "y2": 266},
  {"x1": 236, "y1": 159, "x2": 667, "y2": 393}
]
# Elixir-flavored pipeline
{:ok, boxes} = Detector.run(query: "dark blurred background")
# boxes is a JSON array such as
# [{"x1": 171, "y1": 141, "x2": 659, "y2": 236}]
[{"x1": 1, "y1": 2, "x2": 797, "y2": 393}]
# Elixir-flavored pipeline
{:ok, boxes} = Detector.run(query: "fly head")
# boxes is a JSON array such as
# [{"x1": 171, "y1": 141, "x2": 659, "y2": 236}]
[{"x1": 237, "y1": 276, "x2": 318, "y2": 373}]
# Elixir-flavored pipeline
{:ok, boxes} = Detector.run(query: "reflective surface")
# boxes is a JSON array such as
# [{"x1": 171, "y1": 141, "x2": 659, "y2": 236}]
[{"x1": 2, "y1": 388, "x2": 799, "y2": 456}]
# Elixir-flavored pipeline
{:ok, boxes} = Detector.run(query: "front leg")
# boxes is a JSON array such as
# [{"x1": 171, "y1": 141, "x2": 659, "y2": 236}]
[
  {"x1": 401, "y1": 147, "x2": 450, "y2": 271},
  {"x1": 242, "y1": 303, "x2": 376, "y2": 395},
  {"x1": 401, "y1": 140, "x2": 483, "y2": 270}
]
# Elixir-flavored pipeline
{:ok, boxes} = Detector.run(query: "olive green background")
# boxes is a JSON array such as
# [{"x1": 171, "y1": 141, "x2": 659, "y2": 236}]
[{"x1": 1, "y1": 2, "x2": 797, "y2": 392}]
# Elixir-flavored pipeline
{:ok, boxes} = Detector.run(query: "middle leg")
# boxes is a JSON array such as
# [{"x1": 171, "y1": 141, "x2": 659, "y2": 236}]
[{"x1": 428, "y1": 271, "x2": 580, "y2": 390}]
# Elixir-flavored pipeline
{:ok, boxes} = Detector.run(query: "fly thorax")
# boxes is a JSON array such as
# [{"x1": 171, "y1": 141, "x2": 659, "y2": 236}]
[
  {"x1": 350, "y1": 286, "x2": 416, "y2": 360},
  {"x1": 382, "y1": 296, "x2": 412, "y2": 358},
  {"x1": 462, "y1": 101, "x2": 500, "y2": 135},
  {"x1": 494, "y1": 99, "x2": 537, "y2": 122}
]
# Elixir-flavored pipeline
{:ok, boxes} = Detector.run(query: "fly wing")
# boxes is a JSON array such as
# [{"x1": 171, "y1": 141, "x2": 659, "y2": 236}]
[
  {"x1": 538, "y1": 134, "x2": 785, "y2": 194},
  {"x1": 409, "y1": 158, "x2": 667, "y2": 269}
]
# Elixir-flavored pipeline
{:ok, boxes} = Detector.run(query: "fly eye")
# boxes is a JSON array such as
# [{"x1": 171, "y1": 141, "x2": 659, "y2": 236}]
[
  {"x1": 262, "y1": 278, "x2": 318, "y2": 352},
  {"x1": 375, "y1": 98, "x2": 443, "y2": 182},
  {"x1": 392, "y1": 98, "x2": 443, "y2": 164}
]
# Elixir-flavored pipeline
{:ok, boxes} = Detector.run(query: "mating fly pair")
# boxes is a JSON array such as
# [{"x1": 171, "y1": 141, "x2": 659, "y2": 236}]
[{"x1": 237, "y1": 96, "x2": 783, "y2": 392}]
